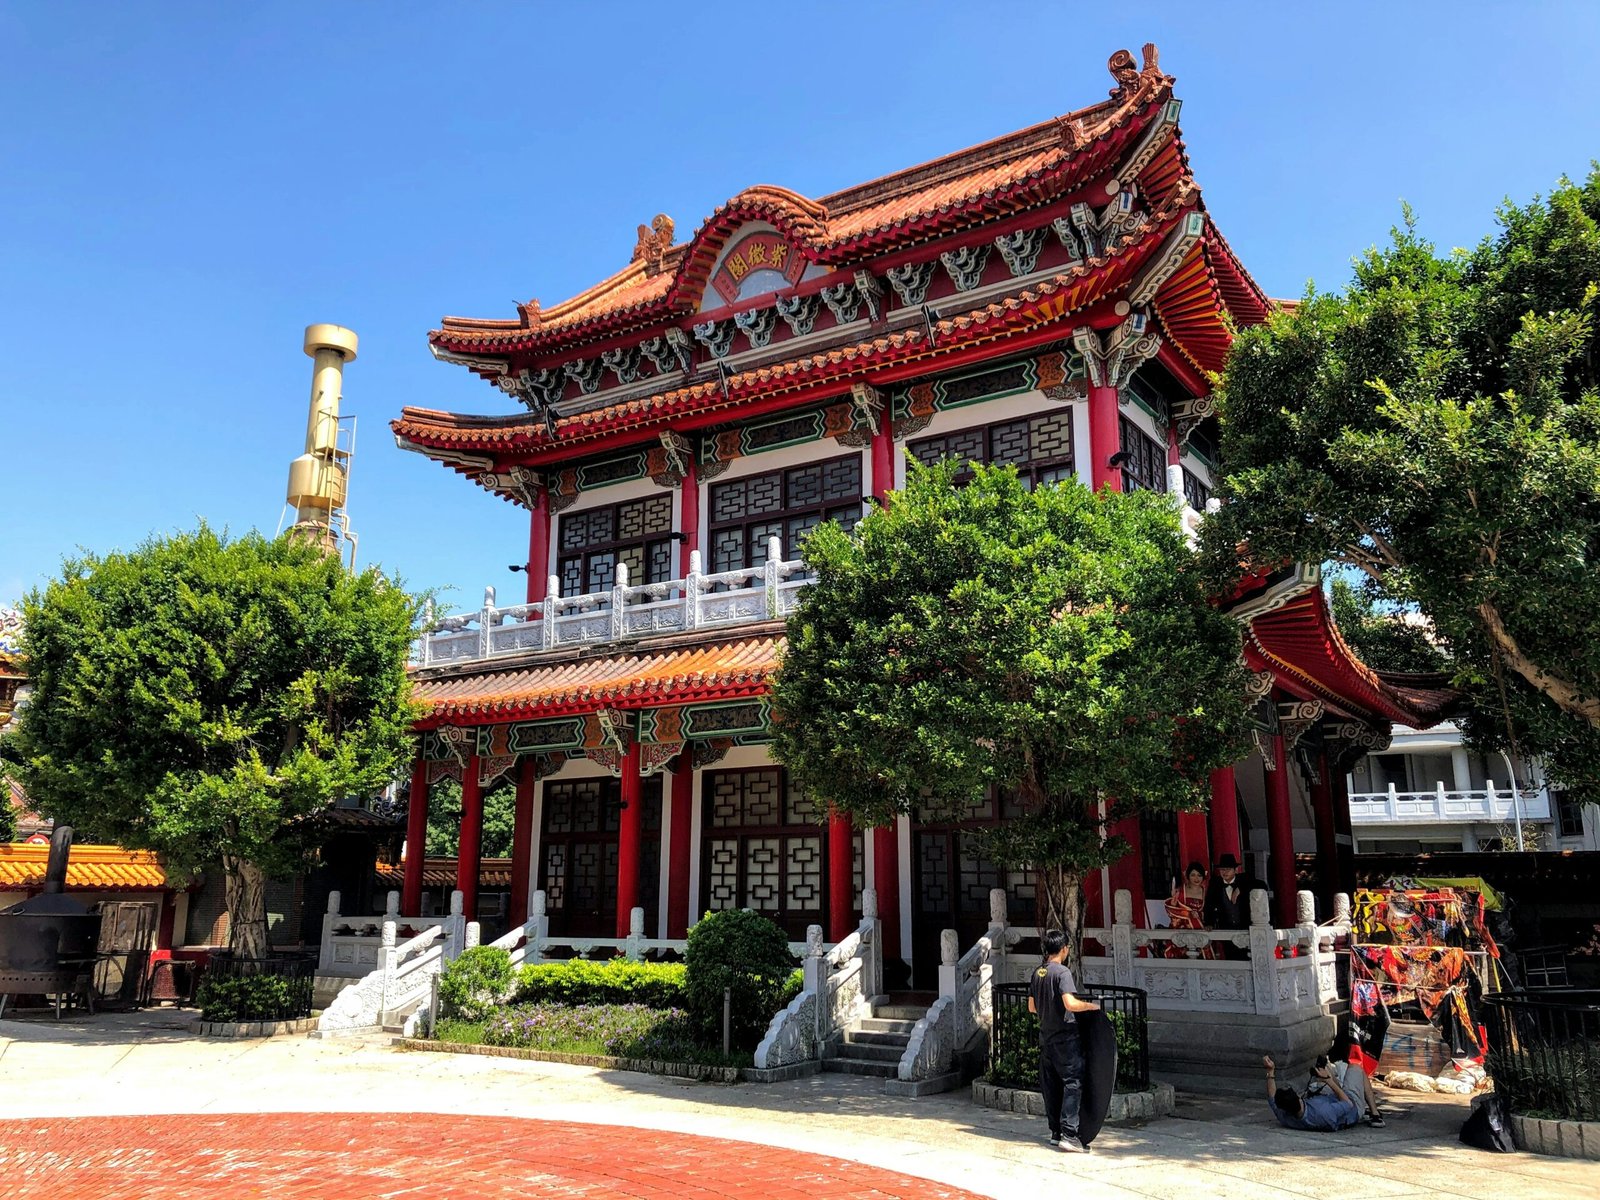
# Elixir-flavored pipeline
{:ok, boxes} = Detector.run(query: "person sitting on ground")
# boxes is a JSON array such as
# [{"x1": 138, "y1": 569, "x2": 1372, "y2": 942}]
[{"x1": 1261, "y1": 1055, "x2": 1376, "y2": 1131}]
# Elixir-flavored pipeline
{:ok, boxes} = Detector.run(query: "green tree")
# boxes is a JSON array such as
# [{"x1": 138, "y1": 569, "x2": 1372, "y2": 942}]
[
  {"x1": 1328, "y1": 577, "x2": 1449, "y2": 675},
  {"x1": 424, "y1": 774, "x2": 516, "y2": 859},
  {"x1": 1203, "y1": 171, "x2": 1600, "y2": 800},
  {"x1": 8, "y1": 527, "x2": 419, "y2": 955},
  {"x1": 772, "y1": 462, "x2": 1250, "y2": 958}
]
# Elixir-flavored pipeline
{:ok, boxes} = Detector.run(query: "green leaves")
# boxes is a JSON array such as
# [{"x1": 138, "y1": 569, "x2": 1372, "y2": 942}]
[{"x1": 771, "y1": 460, "x2": 1250, "y2": 880}]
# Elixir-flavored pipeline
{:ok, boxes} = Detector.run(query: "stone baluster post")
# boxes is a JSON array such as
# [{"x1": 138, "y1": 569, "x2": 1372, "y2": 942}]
[
  {"x1": 530, "y1": 889, "x2": 549, "y2": 963},
  {"x1": 803, "y1": 924, "x2": 827, "y2": 1052},
  {"x1": 611, "y1": 561, "x2": 629, "y2": 641},
  {"x1": 1111, "y1": 888, "x2": 1135, "y2": 987},
  {"x1": 445, "y1": 889, "x2": 466, "y2": 960},
  {"x1": 1249, "y1": 889, "x2": 1279, "y2": 1015},
  {"x1": 764, "y1": 536, "x2": 782, "y2": 617},
  {"x1": 479, "y1": 586, "x2": 495, "y2": 658},
  {"x1": 860, "y1": 887, "x2": 881, "y2": 1001},
  {"x1": 319, "y1": 889, "x2": 342, "y2": 972},
  {"x1": 380, "y1": 907, "x2": 398, "y2": 1019},
  {"x1": 938, "y1": 929, "x2": 960, "y2": 1001},
  {"x1": 465, "y1": 920, "x2": 481, "y2": 949},
  {"x1": 420, "y1": 598, "x2": 434, "y2": 667},
  {"x1": 541, "y1": 577, "x2": 559, "y2": 651},
  {"x1": 989, "y1": 887, "x2": 1009, "y2": 982},
  {"x1": 625, "y1": 907, "x2": 646, "y2": 961},
  {"x1": 684, "y1": 550, "x2": 702, "y2": 631}
]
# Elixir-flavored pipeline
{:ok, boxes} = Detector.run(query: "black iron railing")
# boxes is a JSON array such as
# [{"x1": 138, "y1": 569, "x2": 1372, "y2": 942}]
[
  {"x1": 196, "y1": 951, "x2": 317, "y2": 1022},
  {"x1": 1481, "y1": 989, "x2": 1600, "y2": 1122},
  {"x1": 991, "y1": 981, "x2": 1149, "y2": 1093}
]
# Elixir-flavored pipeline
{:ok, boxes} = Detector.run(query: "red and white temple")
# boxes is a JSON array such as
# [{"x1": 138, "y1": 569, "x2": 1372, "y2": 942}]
[{"x1": 391, "y1": 45, "x2": 1451, "y2": 986}]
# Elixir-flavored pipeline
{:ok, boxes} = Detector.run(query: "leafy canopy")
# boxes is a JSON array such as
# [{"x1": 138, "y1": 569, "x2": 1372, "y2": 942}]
[
  {"x1": 1202, "y1": 169, "x2": 1600, "y2": 799},
  {"x1": 772, "y1": 461, "x2": 1250, "y2": 899},
  {"x1": 424, "y1": 774, "x2": 516, "y2": 859},
  {"x1": 1327, "y1": 577, "x2": 1449, "y2": 676},
  {"x1": 8, "y1": 526, "x2": 420, "y2": 878}
]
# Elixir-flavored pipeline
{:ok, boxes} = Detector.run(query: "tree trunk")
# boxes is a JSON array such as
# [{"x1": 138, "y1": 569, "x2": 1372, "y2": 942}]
[
  {"x1": 1037, "y1": 864, "x2": 1085, "y2": 980},
  {"x1": 1476, "y1": 601, "x2": 1600, "y2": 726},
  {"x1": 224, "y1": 856, "x2": 270, "y2": 958}
]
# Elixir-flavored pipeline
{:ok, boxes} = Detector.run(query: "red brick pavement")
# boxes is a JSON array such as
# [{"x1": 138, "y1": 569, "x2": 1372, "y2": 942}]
[{"x1": 0, "y1": 1113, "x2": 990, "y2": 1199}]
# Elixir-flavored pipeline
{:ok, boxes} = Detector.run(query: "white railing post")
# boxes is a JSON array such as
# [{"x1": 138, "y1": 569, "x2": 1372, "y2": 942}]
[
  {"x1": 541, "y1": 578, "x2": 559, "y2": 651},
  {"x1": 1435, "y1": 780, "x2": 1448, "y2": 817},
  {"x1": 763, "y1": 536, "x2": 782, "y2": 617},
  {"x1": 937, "y1": 929, "x2": 960, "y2": 1000},
  {"x1": 465, "y1": 920, "x2": 481, "y2": 949},
  {"x1": 684, "y1": 550, "x2": 702, "y2": 631},
  {"x1": 1249, "y1": 889, "x2": 1279, "y2": 1014},
  {"x1": 1387, "y1": 781, "x2": 1398, "y2": 820},
  {"x1": 861, "y1": 887, "x2": 882, "y2": 1000},
  {"x1": 530, "y1": 889, "x2": 549, "y2": 962},
  {"x1": 421, "y1": 599, "x2": 435, "y2": 666},
  {"x1": 610, "y1": 562, "x2": 629, "y2": 640},
  {"x1": 380, "y1": 909, "x2": 398, "y2": 1017},
  {"x1": 625, "y1": 907, "x2": 646, "y2": 961},
  {"x1": 479, "y1": 586, "x2": 495, "y2": 658},
  {"x1": 989, "y1": 887, "x2": 1009, "y2": 980},
  {"x1": 319, "y1": 889, "x2": 342, "y2": 971},
  {"x1": 1111, "y1": 889, "x2": 1135, "y2": 987},
  {"x1": 803, "y1": 924, "x2": 827, "y2": 1048},
  {"x1": 445, "y1": 889, "x2": 466, "y2": 960}
]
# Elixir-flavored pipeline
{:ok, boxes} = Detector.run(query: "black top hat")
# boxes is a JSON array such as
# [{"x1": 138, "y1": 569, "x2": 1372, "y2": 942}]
[{"x1": 1215, "y1": 853, "x2": 1242, "y2": 870}]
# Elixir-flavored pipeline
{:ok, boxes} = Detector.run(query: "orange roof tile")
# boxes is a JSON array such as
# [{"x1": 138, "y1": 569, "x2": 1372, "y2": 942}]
[
  {"x1": 414, "y1": 633, "x2": 781, "y2": 724},
  {"x1": 375, "y1": 857, "x2": 513, "y2": 889},
  {"x1": 0, "y1": 843, "x2": 168, "y2": 891}
]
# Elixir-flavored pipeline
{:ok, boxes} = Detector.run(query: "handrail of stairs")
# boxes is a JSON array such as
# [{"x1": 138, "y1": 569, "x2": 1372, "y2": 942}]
[
  {"x1": 898, "y1": 887, "x2": 1005, "y2": 1082},
  {"x1": 754, "y1": 889, "x2": 880, "y2": 1070},
  {"x1": 317, "y1": 889, "x2": 469, "y2": 1035}
]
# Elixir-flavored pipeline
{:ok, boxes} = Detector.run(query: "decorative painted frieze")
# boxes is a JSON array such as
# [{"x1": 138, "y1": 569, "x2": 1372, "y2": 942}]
[
  {"x1": 774, "y1": 292, "x2": 820, "y2": 336},
  {"x1": 885, "y1": 261, "x2": 937, "y2": 307},
  {"x1": 890, "y1": 349, "x2": 1086, "y2": 437},
  {"x1": 939, "y1": 244, "x2": 991, "y2": 291},
  {"x1": 994, "y1": 227, "x2": 1048, "y2": 277}
]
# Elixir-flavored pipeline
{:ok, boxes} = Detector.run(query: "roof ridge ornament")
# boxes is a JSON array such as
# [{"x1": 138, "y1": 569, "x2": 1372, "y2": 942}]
[
  {"x1": 516, "y1": 298, "x2": 541, "y2": 330},
  {"x1": 631, "y1": 214, "x2": 676, "y2": 276},
  {"x1": 1108, "y1": 43, "x2": 1165, "y2": 103}
]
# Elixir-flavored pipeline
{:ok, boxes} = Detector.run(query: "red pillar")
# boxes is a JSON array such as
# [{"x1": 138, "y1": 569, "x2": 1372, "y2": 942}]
[
  {"x1": 1088, "y1": 383, "x2": 1123, "y2": 492},
  {"x1": 1208, "y1": 766, "x2": 1241, "y2": 865},
  {"x1": 1265, "y1": 734, "x2": 1297, "y2": 926},
  {"x1": 870, "y1": 421, "x2": 895, "y2": 502},
  {"x1": 616, "y1": 743, "x2": 642, "y2": 938},
  {"x1": 666, "y1": 749, "x2": 694, "y2": 939},
  {"x1": 526, "y1": 484, "x2": 551, "y2": 604},
  {"x1": 1105, "y1": 811, "x2": 1145, "y2": 927},
  {"x1": 828, "y1": 810, "x2": 853, "y2": 942},
  {"x1": 1083, "y1": 865, "x2": 1106, "y2": 929},
  {"x1": 402, "y1": 754, "x2": 429, "y2": 916},
  {"x1": 456, "y1": 755, "x2": 484, "y2": 920},
  {"x1": 1176, "y1": 810, "x2": 1210, "y2": 882},
  {"x1": 1310, "y1": 745, "x2": 1337, "y2": 919},
  {"x1": 507, "y1": 757, "x2": 536, "y2": 927},
  {"x1": 678, "y1": 460, "x2": 699, "y2": 576},
  {"x1": 872, "y1": 823, "x2": 901, "y2": 960}
]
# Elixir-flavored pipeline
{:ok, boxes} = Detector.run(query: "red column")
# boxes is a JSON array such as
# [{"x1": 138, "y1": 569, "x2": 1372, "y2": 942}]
[
  {"x1": 456, "y1": 755, "x2": 484, "y2": 920},
  {"x1": 870, "y1": 421, "x2": 895, "y2": 502},
  {"x1": 403, "y1": 754, "x2": 429, "y2": 916},
  {"x1": 615, "y1": 743, "x2": 642, "y2": 938},
  {"x1": 666, "y1": 749, "x2": 694, "y2": 938},
  {"x1": 1265, "y1": 734, "x2": 1297, "y2": 926},
  {"x1": 678, "y1": 460, "x2": 699, "y2": 576},
  {"x1": 1083, "y1": 865, "x2": 1106, "y2": 929},
  {"x1": 872, "y1": 823, "x2": 901, "y2": 960},
  {"x1": 155, "y1": 892, "x2": 177, "y2": 951},
  {"x1": 828, "y1": 810, "x2": 853, "y2": 942},
  {"x1": 1310, "y1": 745, "x2": 1337, "y2": 919},
  {"x1": 526, "y1": 484, "x2": 551, "y2": 604},
  {"x1": 1105, "y1": 811, "x2": 1145, "y2": 927},
  {"x1": 1176, "y1": 810, "x2": 1210, "y2": 882},
  {"x1": 1088, "y1": 382, "x2": 1123, "y2": 492},
  {"x1": 507, "y1": 757, "x2": 536, "y2": 927},
  {"x1": 1208, "y1": 765, "x2": 1241, "y2": 865}
]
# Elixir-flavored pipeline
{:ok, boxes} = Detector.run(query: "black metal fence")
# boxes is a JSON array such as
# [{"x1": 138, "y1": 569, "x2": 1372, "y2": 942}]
[
  {"x1": 197, "y1": 951, "x2": 317, "y2": 1022},
  {"x1": 991, "y1": 981, "x2": 1149, "y2": 1093},
  {"x1": 1481, "y1": 989, "x2": 1600, "y2": 1122}
]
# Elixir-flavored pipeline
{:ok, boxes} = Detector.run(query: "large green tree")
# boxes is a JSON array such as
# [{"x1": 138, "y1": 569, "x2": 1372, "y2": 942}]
[
  {"x1": 8, "y1": 527, "x2": 419, "y2": 955},
  {"x1": 1328, "y1": 577, "x2": 1449, "y2": 676},
  {"x1": 424, "y1": 774, "x2": 517, "y2": 859},
  {"x1": 1203, "y1": 170, "x2": 1600, "y2": 800},
  {"x1": 772, "y1": 462, "x2": 1250, "y2": 956}
]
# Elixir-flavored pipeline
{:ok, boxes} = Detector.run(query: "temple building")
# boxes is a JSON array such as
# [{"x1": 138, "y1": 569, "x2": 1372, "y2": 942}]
[{"x1": 391, "y1": 45, "x2": 1451, "y2": 985}]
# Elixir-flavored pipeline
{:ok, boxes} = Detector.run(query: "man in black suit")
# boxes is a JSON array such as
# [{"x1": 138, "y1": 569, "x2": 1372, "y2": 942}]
[{"x1": 1204, "y1": 853, "x2": 1251, "y2": 957}]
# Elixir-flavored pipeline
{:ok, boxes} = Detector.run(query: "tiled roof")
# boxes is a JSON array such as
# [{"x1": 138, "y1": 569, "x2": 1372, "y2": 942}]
[
  {"x1": 375, "y1": 857, "x2": 513, "y2": 889},
  {"x1": 428, "y1": 51, "x2": 1178, "y2": 355},
  {"x1": 0, "y1": 843, "x2": 168, "y2": 891},
  {"x1": 414, "y1": 633, "x2": 781, "y2": 724}
]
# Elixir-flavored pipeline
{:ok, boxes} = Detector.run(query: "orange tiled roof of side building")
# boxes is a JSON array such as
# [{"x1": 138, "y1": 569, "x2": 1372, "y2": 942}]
[
  {"x1": 412, "y1": 633, "x2": 781, "y2": 723},
  {"x1": 0, "y1": 843, "x2": 168, "y2": 891},
  {"x1": 428, "y1": 48, "x2": 1176, "y2": 352}
]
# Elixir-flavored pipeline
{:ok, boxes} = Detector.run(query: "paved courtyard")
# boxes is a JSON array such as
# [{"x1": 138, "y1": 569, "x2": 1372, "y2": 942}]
[{"x1": 0, "y1": 1010, "x2": 1594, "y2": 1199}]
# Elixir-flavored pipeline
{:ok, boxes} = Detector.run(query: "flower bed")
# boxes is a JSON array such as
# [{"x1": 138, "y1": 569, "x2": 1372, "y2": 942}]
[{"x1": 437, "y1": 1003, "x2": 751, "y2": 1068}]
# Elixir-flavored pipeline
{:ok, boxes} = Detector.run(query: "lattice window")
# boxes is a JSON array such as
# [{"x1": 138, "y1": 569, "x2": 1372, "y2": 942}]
[
  {"x1": 556, "y1": 494, "x2": 674, "y2": 597},
  {"x1": 909, "y1": 410, "x2": 1074, "y2": 489},
  {"x1": 1140, "y1": 808, "x2": 1180, "y2": 898},
  {"x1": 543, "y1": 844, "x2": 567, "y2": 910},
  {"x1": 540, "y1": 775, "x2": 661, "y2": 935},
  {"x1": 1118, "y1": 416, "x2": 1167, "y2": 494},
  {"x1": 707, "y1": 840, "x2": 740, "y2": 910},
  {"x1": 1182, "y1": 468, "x2": 1210, "y2": 511},
  {"x1": 708, "y1": 454, "x2": 862, "y2": 570}
]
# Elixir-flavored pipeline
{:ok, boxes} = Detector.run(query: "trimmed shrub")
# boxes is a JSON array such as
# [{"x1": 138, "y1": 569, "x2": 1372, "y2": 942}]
[
  {"x1": 438, "y1": 946, "x2": 513, "y2": 1021},
  {"x1": 512, "y1": 959, "x2": 686, "y2": 1009},
  {"x1": 196, "y1": 974, "x2": 303, "y2": 1023},
  {"x1": 479, "y1": 1002, "x2": 745, "y2": 1067},
  {"x1": 683, "y1": 909, "x2": 797, "y2": 1051}
]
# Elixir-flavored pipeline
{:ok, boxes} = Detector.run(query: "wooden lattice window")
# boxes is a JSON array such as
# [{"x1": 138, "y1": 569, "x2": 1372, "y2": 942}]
[
  {"x1": 707, "y1": 455, "x2": 862, "y2": 573},
  {"x1": 1118, "y1": 416, "x2": 1167, "y2": 494},
  {"x1": 1182, "y1": 468, "x2": 1210, "y2": 510},
  {"x1": 908, "y1": 410, "x2": 1075, "y2": 489},
  {"x1": 556, "y1": 494, "x2": 675, "y2": 597}
]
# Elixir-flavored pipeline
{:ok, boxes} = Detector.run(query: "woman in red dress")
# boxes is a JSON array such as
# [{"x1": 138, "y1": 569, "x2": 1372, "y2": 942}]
[{"x1": 1165, "y1": 862, "x2": 1217, "y2": 959}]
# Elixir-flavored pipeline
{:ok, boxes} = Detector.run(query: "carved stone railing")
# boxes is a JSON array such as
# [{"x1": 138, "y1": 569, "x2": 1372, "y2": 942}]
[
  {"x1": 318, "y1": 889, "x2": 453, "y2": 978},
  {"x1": 1348, "y1": 781, "x2": 1552, "y2": 824},
  {"x1": 900, "y1": 887, "x2": 1005, "y2": 1082},
  {"x1": 754, "y1": 889, "x2": 880, "y2": 1070},
  {"x1": 318, "y1": 889, "x2": 469, "y2": 1034},
  {"x1": 414, "y1": 540, "x2": 810, "y2": 668}
]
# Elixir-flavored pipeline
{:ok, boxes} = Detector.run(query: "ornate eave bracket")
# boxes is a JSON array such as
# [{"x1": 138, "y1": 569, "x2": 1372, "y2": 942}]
[
  {"x1": 1174, "y1": 394, "x2": 1217, "y2": 449},
  {"x1": 1325, "y1": 721, "x2": 1393, "y2": 771},
  {"x1": 1072, "y1": 313, "x2": 1162, "y2": 392},
  {"x1": 1278, "y1": 700, "x2": 1325, "y2": 753},
  {"x1": 475, "y1": 465, "x2": 543, "y2": 510}
]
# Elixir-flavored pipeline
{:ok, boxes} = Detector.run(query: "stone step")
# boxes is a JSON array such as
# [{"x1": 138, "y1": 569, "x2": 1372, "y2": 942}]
[
  {"x1": 857, "y1": 1016, "x2": 919, "y2": 1035},
  {"x1": 837, "y1": 1038, "x2": 904, "y2": 1063},
  {"x1": 844, "y1": 1029, "x2": 912, "y2": 1049},
  {"x1": 822, "y1": 1056, "x2": 899, "y2": 1078},
  {"x1": 873, "y1": 1005, "x2": 929, "y2": 1022}
]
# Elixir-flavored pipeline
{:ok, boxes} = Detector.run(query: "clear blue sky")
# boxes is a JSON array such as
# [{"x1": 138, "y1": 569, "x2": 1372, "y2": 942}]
[{"x1": 4, "y1": 3, "x2": 1598, "y2": 613}]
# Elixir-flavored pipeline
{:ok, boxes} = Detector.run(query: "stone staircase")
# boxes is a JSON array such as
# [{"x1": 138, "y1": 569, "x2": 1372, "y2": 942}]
[{"x1": 821, "y1": 1001, "x2": 928, "y2": 1079}]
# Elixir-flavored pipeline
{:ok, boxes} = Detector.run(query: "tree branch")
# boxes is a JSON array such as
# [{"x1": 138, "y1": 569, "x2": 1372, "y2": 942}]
[{"x1": 1477, "y1": 601, "x2": 1600, "y2": 726}]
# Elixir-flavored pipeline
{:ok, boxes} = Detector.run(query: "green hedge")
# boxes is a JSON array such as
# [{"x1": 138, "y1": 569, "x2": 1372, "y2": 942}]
[
  {"x1": 439, "y1": 946, "x2": 513, "y2": 1021},
  {"x1": 195, "y1": 974, "x2": 306, "y2": 1023},
  {"x1": 684, "y1": 909, "x2": 797, "y2": 1052},
  {"x1": 513, "y1": 959, "x2": 687, "y2": 1009}
]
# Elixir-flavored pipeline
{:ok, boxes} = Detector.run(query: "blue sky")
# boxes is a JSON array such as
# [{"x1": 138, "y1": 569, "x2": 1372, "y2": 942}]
[{"x1": 4, "y1": 3, "x2": 1598, "y2": 613}]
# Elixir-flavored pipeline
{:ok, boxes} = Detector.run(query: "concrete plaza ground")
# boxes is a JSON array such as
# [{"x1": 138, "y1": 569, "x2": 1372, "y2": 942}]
[{"x1": 0, "y1": 1009, "x2": 1593, "y2": 1199}]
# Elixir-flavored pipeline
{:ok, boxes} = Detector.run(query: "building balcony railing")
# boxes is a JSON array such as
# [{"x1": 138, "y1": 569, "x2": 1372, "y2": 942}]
[
  {"x1": 413, "y1": 539, "x2": 809, "y2": 669},
  {"x1": 1348, "y1": 782, "x2": 1552, "y2": 825}
]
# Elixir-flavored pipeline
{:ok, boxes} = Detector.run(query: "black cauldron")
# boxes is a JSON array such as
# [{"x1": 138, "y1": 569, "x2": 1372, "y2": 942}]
[{"x1": 0, "y1": 826, "x2": 104, "y2": 1003}]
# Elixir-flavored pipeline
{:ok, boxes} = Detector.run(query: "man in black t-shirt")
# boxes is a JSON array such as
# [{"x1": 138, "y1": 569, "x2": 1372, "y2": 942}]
[{"x1": 1028, "y1": 929, "x2": 1101, "y2": 1153}]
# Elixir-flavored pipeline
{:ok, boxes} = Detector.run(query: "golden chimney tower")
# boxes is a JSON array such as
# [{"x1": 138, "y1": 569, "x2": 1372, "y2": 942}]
[{"x1": 285, "y1": 323, "x2": 358, "y2": 561}]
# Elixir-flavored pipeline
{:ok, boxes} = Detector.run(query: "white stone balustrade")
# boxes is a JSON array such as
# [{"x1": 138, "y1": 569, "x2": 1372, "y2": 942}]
[
  {"x1": 754, "y1": 889, "x2": 880, "y2": 1070},
  {"x1": 898, "y1": 887, "x2": 1005, "y2": 1083},
  {"x1": 414, "y1": 540, "x2": 811, "y2": 668},
  {"x1": 1347, "y1": 781, "x2": 1552, "y2": 824}
]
